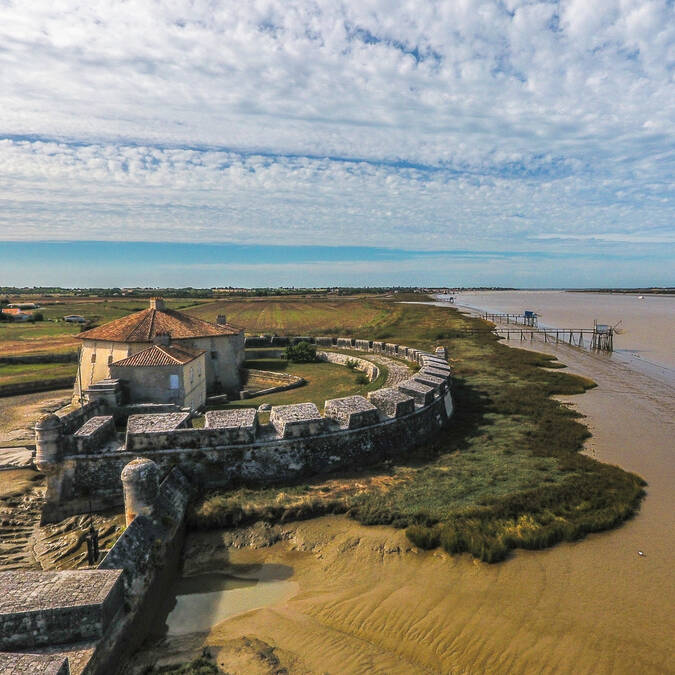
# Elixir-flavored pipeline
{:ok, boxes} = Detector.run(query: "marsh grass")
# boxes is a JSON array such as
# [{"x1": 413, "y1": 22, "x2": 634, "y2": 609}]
[{"x1": 179, "y1": 299, "x2": 646, "y2": 562}]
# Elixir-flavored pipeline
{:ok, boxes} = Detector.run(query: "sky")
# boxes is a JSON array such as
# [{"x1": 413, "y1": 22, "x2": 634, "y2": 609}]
[{"x1": 0, "y1": 1, "x2": 673, "y2": 287}]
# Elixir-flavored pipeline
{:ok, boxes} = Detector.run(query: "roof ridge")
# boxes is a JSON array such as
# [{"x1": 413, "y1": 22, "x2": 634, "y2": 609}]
[{"x1": 155, "y1": 344, "x2": 181, "y2": 364}]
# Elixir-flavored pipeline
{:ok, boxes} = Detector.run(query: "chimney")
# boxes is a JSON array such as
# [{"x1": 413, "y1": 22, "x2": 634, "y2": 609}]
[
  {"x1": 216, "y1": 314, "x2": 227, "y2": 325},
  {"x1": 149, "y1": 297, "x2": 166, "y2": 311},
  {"x1": 153, "y1": 332, "x2": 171, "y2": 347}
]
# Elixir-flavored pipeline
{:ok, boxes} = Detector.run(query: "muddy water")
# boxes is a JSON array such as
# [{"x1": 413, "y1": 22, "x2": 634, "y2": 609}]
[
  {"x1": 452, "y1": 290, "x2": 675, "y2": 384},
  {"x1": 156, "y1": 565, "x2": 298, "y2": 637}
]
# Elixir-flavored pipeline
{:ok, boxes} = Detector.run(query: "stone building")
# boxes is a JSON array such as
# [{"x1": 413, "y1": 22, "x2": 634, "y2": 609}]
[
  {"x1": 74, "y1": 298, "x2": 244, "y2": 401},
  {"x1": 109, "y1": 337, "x2": 207, "y2": 409}
]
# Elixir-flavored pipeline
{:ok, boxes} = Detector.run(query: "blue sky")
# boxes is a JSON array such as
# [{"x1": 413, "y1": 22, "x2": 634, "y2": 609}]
[{"x1": 0, "y1": 1, "x2": 673, "y2": 287}]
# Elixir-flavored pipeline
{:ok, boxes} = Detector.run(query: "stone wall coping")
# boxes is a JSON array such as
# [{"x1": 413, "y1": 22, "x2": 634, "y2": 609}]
[
  {"x1": 0, "y1": 654, "x2": 70, "y2": 675},
  {"x1": 324, "y1": 394, "x2": 377, "y2": 412},
  {"x1": 73, "y1": 415, "x2": 114, "y2": 438},
  {"x1": 205, "y1": 408, "x2": 257, "y2": 429},
  {"x1": 0, "y1": 570, "x2": 123, "y2": 614},
  {"x1": 127, "y1": 412, "x2": 190, "y2": 434}
]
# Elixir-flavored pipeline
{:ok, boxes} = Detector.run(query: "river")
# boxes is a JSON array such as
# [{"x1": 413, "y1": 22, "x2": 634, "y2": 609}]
[{"x1": 450, "y1": 290, "x2": 675, "y2": 386}]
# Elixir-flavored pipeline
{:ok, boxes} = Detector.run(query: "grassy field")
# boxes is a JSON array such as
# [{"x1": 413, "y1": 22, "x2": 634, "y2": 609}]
[
  {"x1": 188, "y1": 295, "x2": 403, "y2": 337},
  {"x1": 223, "y1": 357, "x2": 388, "y2": 412},
  {"x1": 0, "y1": 362, "x2": 77, "y2": 387},
  {"x1": 190, "y1": 299, "x2": 646, "y2": 563}
]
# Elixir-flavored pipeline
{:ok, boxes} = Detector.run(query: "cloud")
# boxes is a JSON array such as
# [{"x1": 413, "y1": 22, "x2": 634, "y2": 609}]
[{"x1": 0, "y1": 0, "x2": 672, "y2": 275}]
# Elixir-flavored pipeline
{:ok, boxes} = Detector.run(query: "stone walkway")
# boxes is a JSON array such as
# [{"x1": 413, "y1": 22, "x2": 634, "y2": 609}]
[{"x1": 364, "y1": 353, "x2": 413, "y2": 386}]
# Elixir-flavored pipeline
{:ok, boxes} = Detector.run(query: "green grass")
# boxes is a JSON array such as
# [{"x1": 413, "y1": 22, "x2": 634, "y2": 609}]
[
  {"x1": 0, "y1": 362, "x2": 77, "y2": 386},
  {"x1": 190, "y1": 299, "x2": 646, "y2": 563},
  {"x1": 221, "y1": 357, "x2": 387, "y2": 411}
]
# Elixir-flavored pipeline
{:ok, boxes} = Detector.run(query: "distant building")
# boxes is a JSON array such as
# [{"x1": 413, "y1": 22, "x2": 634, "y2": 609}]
[
  {"x1": 2, "y1": 308, "x2": 31, "y2": 321},
  {"x1": 64, "y1": 315, "x2": 87, "y2": 323},
  {"x1": 7, "y1": 302, "x2": 39, "y2": 309},
  {"x1": 109, "y1": 337, "x2": 206, "y2": 409},
  {"x1": 74, "y1": 297, "x2": 244, "y2": 402}
]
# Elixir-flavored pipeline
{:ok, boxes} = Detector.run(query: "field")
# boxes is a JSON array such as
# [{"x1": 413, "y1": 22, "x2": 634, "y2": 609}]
[
  {"x1": 188, "y1": 295, "x2": 402, "y2": 337},
  {"x1": 0, "y1": 362, "x2": 77, "y2": 387}
]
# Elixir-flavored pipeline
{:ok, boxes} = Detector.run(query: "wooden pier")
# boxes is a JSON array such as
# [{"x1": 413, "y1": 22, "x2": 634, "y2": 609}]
[
  {"x1": 494, "y1": 325, "x2": 614, "y2": 352},
  {"x1": 481, "y1": 311, "x2": 538, "y2": 327}
]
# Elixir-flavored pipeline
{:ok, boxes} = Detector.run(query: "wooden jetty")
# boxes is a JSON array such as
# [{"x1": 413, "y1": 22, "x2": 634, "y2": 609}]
[
  {"x1": 494, "y1": 325, "x2": 614, "y2": 352},
  {"x1": 481, "y1": 311, "x2": 538, "y2": 327}
]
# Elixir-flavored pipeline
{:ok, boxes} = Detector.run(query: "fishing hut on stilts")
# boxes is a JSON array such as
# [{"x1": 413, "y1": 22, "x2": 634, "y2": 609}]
[{"x1": 591, "y1": 321, "x2": 614, "y2": 352}]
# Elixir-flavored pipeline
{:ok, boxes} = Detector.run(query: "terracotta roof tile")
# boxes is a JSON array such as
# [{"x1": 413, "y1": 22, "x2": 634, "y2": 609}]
[
  {"x1": 110, "y1": 344, "x2": 205, "y2": 367},
  {"x1": 77, "y1": 307, "x2": 241, "y2": 342}
]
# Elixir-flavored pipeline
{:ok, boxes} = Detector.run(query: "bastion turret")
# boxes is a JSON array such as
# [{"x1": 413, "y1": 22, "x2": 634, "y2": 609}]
[
  {"x1": 35, "y1": 414, "x2": 63, "y2": 474},
  {"x1": 121, "y1": 457, "x2": 160, "y2": 526}
]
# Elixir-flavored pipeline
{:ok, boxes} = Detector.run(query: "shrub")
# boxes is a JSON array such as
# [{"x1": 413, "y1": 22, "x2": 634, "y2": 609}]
[
  {"x1": 285, "y1": 341, "x2": 318, "y2": 362},
  {"x1": 355, "y1": 373, "x2": 369, "y2": 385},
  {"x1": 406, "y1": 524, "x2": 440, "y2": 549},
  {"x1": 345, "y1": 359, "x2": 358, "y2": 370}
]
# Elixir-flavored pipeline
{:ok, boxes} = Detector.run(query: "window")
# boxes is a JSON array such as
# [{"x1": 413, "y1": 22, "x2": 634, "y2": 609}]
[
  {"x1": 91, "y1": 353, "x2": 96, "y2": 363},
  {"x1": 107, "y1": 355, "x2": 113, "y2": 365},
  {"x1": 169, "y1": 374, "x2": 179, "y2": 389},
  {"x1": 211, "y1": 351, "x2": 218, "y2": 359}
]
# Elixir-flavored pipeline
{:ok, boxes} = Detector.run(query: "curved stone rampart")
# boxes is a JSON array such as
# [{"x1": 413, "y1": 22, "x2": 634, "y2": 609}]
[
  {"x1": 316, "y1": 350, "x2": 380, "y2": 381},
  {"x1": 36, "y1": 339, "x2": 453, "y2": 521}
]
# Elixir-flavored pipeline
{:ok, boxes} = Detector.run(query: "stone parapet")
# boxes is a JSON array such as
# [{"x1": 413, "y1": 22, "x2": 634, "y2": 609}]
[
  {"x1": 324, "y1": 395, "x2": 380, "y2": 429},
  {"x1": 0, "y1": 570, "x2": 123, "y2": 651},
  {"x1": 72, "y1": 416, "x2": 115, "y2": 454},
  {"x1": 419, "y1": 366, "x2": 450, "y2": 381},
  {"x1": 413, "y1": 372, "x2": 447, "y2": 390},
  {"x1": 270, "y1": 402, "x2": 324, "y2": 438},
  {"x1": 397, "y1": 379, "x2": 436, "y2": 406},
  {"x1": 205, "y1": 409, "x2": 258, "y2": 443},
  {"x1": 367, "y1": 387, "x2": 416, "y2": 418},
  {"x1": 0, "y1": 654, "x2": 71, "y2": 674}
]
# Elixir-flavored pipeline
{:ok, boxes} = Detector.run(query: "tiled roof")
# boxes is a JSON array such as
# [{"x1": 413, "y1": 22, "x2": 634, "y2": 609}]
[
  {"x1": 77, "y1": 307, "x2": 241, "y2": 342},
  {"x1": 110, "y1": 344, "x2": 205, "y2": 368}
]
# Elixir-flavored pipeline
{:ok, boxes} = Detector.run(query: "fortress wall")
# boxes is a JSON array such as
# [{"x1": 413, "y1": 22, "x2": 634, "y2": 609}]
[
  {"x1": 39, "y1": 340, "x2": 452, "y2": 520},
  {"x1": 47, "y1": 388, "x2": 451, "y2": 518}
]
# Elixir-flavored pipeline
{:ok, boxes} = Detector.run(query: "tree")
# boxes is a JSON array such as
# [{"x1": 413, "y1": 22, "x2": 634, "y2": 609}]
[{"x1": 285, "y1": 341, "x2": 318, "y2": 363}]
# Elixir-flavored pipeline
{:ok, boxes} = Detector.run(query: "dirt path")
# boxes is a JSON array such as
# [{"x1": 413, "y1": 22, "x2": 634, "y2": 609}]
[{"x1": 361, "y1": 353, "x2": 412, "y2": 386}]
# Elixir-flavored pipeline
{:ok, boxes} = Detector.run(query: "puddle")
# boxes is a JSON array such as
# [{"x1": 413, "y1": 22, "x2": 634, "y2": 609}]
[{"x1": 159, "y1": 565, "x2": 298, "y2": 636}]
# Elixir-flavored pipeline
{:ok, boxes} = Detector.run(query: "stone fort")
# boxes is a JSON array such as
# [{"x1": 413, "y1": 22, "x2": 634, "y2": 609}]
[{"x1": 2, "y1": 319, "x2": 453, "y2": 673}]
